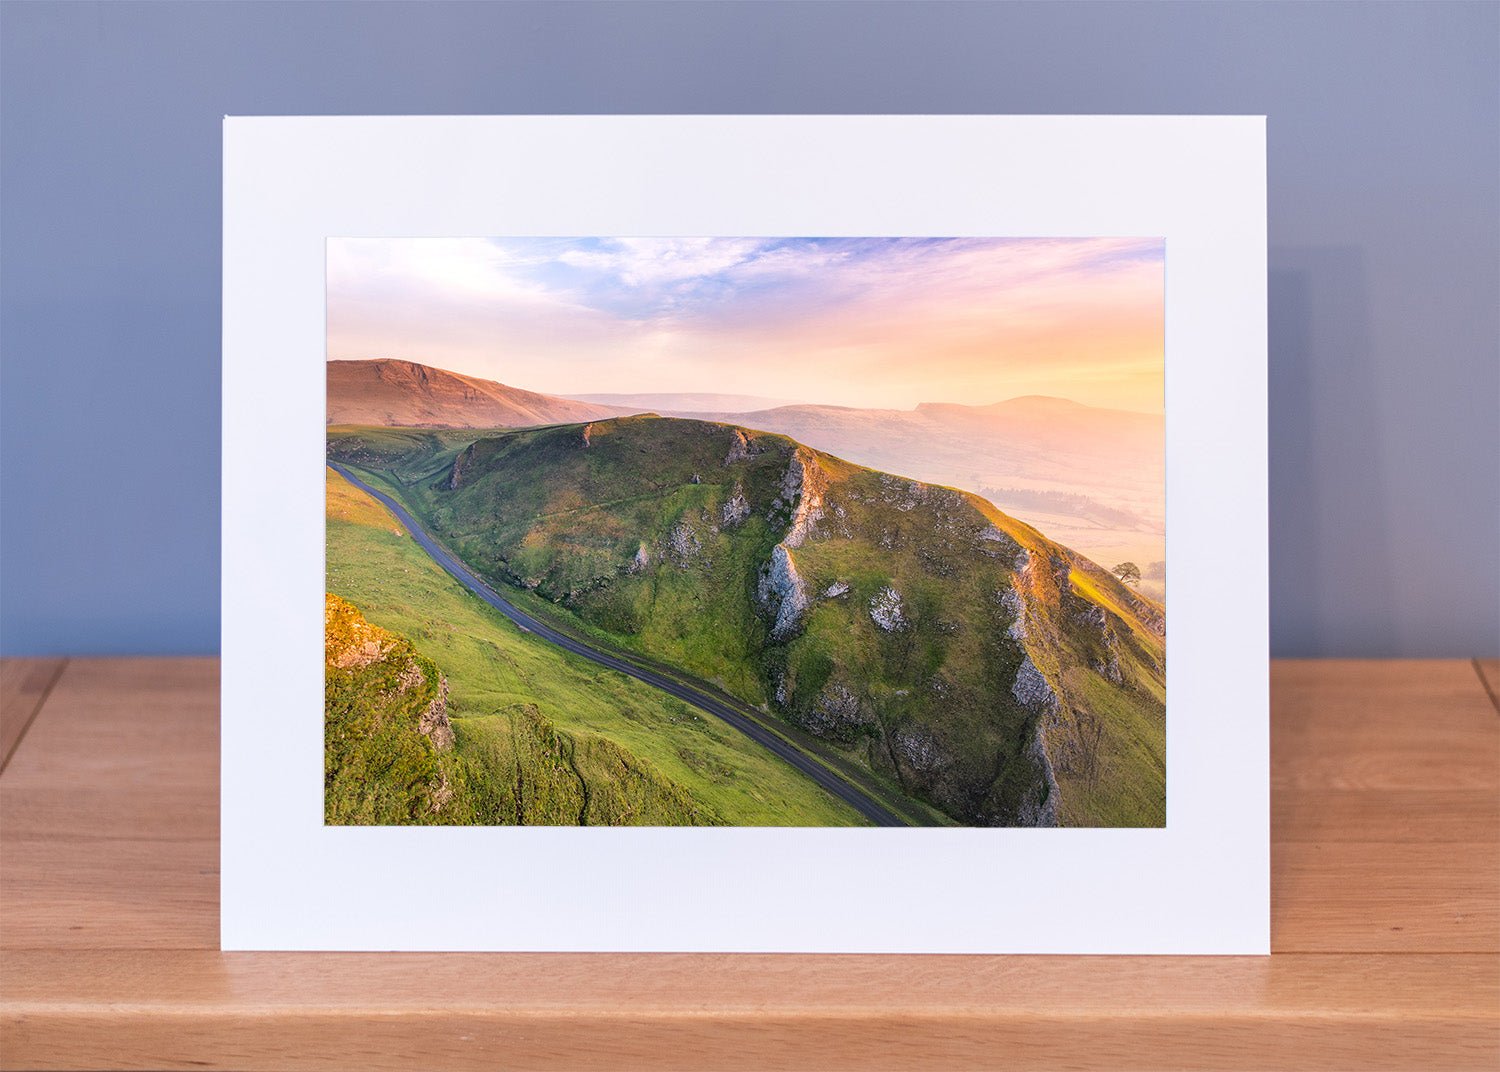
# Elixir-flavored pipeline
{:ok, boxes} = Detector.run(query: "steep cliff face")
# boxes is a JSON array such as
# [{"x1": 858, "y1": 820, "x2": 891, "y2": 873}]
[
  {"x1": 757, "y1": 543, "x2": 810, "y2": 641},
  {"x1": 328, "y1": 416, "x2": 1167, "y2": 827},
  {"x1": 752, "y1": 447, "x2": 830, "y2": 641},
  {"x1": 776, "y1": 447, "x2": 828, "y2": 549}
]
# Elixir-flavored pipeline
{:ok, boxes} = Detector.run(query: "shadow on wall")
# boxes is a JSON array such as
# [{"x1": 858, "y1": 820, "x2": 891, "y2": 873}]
[{"x1": 1269, "y1": 246, "x2": 1392, "y2": 657}]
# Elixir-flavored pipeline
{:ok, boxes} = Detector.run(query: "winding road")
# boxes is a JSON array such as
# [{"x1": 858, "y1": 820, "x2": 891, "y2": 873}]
[{"x1": 330, "y1": 464, "x2": 908, "y2": 827}]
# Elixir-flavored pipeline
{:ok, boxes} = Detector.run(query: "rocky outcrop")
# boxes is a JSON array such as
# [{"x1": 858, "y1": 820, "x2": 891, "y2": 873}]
[
  {"x1": 996, "y1": 584, "x2": 1027, "y2": 640},
  {"x1": 1093, "y1": 645, "x2": 1124, "y2": 685},
  {"x1": 1016, "y1": 722, "x2": 1061, "y2": 827},
  {"x1": 823, "y1": 580, "x2": 850, "y2": 599},
  {"x1": 325, "y1": 594, "x2": 394, "y2": 668},
  {"x1": 754, "y1": 448, "x2": 829, "y2": 639},
  {"x1": 1115, "y1": 587, "x2": 1166, "y2": 638},
  {"x1": 720, "y1": 484, "x2": 750, "y2": 528},
  {"x1": 1065, "y1": 591, "x2": 1127, "y2": 684},
  {"x1": 628, "y1": 542, "x2": 652, "y2": 573},
  {"x1": 416, "y1": 674, "x2": 455, "y2": 752},
  {"x1": 876, "y1": 473, "x2": 928, "y2": 512},
  {"x1": 724, "y1": 428, "x2": 757, "y2": 465},
  {"x1": 667, "y1": 520, "x2": 702, "y2": 566},
  {"x1": 869, "y1": 586, "x2": 908, "y2": 632},
  {"x1": 893, "y1": 723, "x2": 943, "y2": 774},
  {"x1": 802, "y1": 681, "x2": 876, "y2": 742},
  {"x1": 777, "y1": 448, "x2": 827, "y2": 549},
  {"x1": 1069, "y1": 598, "x2": 1107, "y2": 632},
  {"x1": 447, "y1": 442, "x2": 477, "y2": 490},
  {"x1": 756, "y1": 543, "x2": 809, "y2": 640},
  {"x1": 1010, "y1": 655, "x2": 1062, "y2": 827},
  {"x1": 1011, "y1": 655, "x2": 1060, "y2": 717},
  {"x1": 976, "y1": 524, "x2": 1022, "y2": 563}
]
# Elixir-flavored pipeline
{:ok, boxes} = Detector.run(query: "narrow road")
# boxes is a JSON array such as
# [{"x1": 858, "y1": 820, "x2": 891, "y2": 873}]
[{"x1": 330, "y1": 464, "x2": 908, "y2": 827}]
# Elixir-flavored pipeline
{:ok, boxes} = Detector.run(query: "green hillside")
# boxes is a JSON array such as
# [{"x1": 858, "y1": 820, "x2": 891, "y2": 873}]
[
  {"x1": 325, "y1": 467, "x2": 865, "y2": 826},
  {"x1": 328, "y1": 417, "x2": 1167, "y2": 827}
]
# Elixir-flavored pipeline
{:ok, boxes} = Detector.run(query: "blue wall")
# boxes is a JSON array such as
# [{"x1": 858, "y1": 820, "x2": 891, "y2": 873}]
[{"x1": 2, "y1": 1, "x2": 1496, "y2": 657}]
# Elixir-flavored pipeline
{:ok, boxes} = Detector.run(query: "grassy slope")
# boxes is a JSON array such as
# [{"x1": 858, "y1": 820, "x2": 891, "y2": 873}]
[
  {"x1": 327, "y1": 591, "x2": 712, "y2": 826},
  {"x1": 1053, "y1": 564, "x2": 1166, "y2": 825},
  {"x1": 326, "y1": 466, "x2": 864, "y2": 827},
  {"x1": 328, "y1": 419, "x2": 1166, "y2": 827}
]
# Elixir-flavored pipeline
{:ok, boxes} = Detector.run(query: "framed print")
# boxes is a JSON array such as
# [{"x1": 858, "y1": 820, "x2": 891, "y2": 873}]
[{"x1": 223, "y1": 115, "x2": 1268, "y2": 952}]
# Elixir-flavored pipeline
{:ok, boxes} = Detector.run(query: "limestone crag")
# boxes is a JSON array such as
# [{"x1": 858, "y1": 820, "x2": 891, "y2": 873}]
[
  {"x1": 667, "y1": 520, "x2": 703, "y2": 566},
  {"x1": 719, "y1": 484, "x2": 751, "y2": 528},
  {"x1": 416, "y1": 675, "x2": 455, "y2": 752},
  {"x1": 756, "y1": 543, "x2": 809, "y2": 640},
  {"x1": 869, "y1": 586, "x2": 908, "y2": 632},
  {"x1": 724, "y1": 428, "x2": 758, "y2": 465},
  {"x1": 976, "y1": 524, "x2": 1023, "y2": 563},
  {"x1": 628, "y1": 542, "x2": 652, "y2": 573},
  {"x1": 892, "y1": 723, "x2": 943, "y2": 775},
  {"x1": 1016, "y1": 721, "x2": 1061, "y2": 827},
  {"x1": 325, "y1": 594, "x2": 394, "y2": 669},
  {"x1": 776, "y1": 448, "x2": 827, "y2": 549},
  {"x1": 753, "y1": 447, "x2": 831, "y2": 639},
  {"x1": 997, "y1": 584, "x2": 1028, "y2": 640},
  {"x1": 1011, "y1": 655, "x2": 1060, "y2": 717},
  {"x1": 803, "y1": 681, "x2": 876, "y2": 742},
  {"x1": 1009, "y1": 654, "x2": 1063, "y2": 827}
]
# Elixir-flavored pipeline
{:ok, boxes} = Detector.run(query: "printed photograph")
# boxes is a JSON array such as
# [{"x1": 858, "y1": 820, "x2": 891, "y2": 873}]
[{"x1": 324, "y1": 237, "x2": 1165, "y2": 827}]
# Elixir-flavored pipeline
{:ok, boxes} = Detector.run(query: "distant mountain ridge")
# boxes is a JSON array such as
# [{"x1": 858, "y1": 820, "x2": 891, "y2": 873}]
[
  {"x1": 328, "y1": 358, "x2": 1164, "y2": 582},
  {"x1": 572, "y1": 390, "x2": 796, "y2": 413},
  {"x1": 327, "y1": 359, "x2": 629, "y2": 428}
]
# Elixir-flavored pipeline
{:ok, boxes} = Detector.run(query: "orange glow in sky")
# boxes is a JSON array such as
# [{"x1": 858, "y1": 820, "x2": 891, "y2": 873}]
[{"x1": 327, "y1": 236, "x2": 1164, "y2": 413}]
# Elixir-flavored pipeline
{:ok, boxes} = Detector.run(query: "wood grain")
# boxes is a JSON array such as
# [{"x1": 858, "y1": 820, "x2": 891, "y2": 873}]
[
  {"x1": 1271, "y1": 660, "x2": 1500, "y2": 790},
  {"x1": 3, "y1": 952, "x2": 1495, "y2": 1072},
  {"x1": 0, "y1": 658, "x2": 219, "y2": 951},
  {"x1": 0, "y1": 657, "x2": 65, "y2": 773},
  {"x1": 2, "y1": 657, "x2": 1497, "y2": 1071},
  {"x1": 1476, "y1": 658, "x2": 1500, "y2": 713}
]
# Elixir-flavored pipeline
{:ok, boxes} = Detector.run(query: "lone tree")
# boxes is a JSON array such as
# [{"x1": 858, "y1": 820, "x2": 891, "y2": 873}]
[{"x1": 1112, "y1": 561, "x2": 1141, "y2": 587}]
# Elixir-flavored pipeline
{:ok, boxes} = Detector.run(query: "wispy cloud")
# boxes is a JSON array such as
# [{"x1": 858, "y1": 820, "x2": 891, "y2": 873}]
[{"x1": 327, "y1": 236, "x2": 1164, "y2": 412}]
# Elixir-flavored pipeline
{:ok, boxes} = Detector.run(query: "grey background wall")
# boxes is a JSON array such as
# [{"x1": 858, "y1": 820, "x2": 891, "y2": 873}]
[{"x1": 2, "y1": 1, "x2": 1496, "y2": 657}]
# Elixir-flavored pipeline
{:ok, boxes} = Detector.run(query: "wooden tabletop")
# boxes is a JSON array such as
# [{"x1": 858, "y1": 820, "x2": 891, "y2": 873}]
[{"x1": 2, "y1": 658, "x2": 1497, "y2": 1071}]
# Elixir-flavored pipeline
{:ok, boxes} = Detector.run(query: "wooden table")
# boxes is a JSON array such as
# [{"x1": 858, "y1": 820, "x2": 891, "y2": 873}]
[{"x1": 2, "y1": 658, "x2": 1497, "y2": 1071}]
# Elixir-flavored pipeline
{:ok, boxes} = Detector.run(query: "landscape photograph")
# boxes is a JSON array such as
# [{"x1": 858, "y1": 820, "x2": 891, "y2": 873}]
[{"x1": 324, "y1": 236, "x2": 1166, "y2": 828}]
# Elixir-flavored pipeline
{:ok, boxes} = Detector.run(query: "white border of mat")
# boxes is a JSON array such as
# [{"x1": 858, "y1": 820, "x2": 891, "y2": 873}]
[{"x1": 222, "y1": 116, "x2": 1267, "y2": 953}]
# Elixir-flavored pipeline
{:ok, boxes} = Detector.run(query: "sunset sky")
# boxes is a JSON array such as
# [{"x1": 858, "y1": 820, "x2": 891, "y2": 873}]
[{"x1": 326, "y1": 236, "x2": 1164, "y2": 412}]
